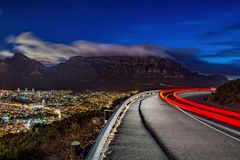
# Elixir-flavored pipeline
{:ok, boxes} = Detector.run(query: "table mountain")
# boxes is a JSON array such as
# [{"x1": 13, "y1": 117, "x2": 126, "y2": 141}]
[{"x1": 0, "y1": 53, "x2": 228, "y2": 91}]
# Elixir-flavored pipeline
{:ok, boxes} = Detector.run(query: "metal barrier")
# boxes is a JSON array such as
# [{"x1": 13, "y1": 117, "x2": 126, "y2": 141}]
[{"x1": 85, "y1": 90, "x2": 159, "y2": 160}]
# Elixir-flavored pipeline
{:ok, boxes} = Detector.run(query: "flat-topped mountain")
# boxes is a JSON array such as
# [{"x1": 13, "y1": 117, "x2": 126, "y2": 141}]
[{"x1": 0, "y1": 53, "x2": 228, "y2": 91}]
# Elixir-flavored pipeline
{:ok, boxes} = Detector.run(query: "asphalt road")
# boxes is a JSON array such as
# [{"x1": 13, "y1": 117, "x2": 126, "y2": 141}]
[
  {"x1": 107, "y1": 97, "x2": 168, "y2": 160},
  {"x1": 107, "y1": 93, "x2": 240, "y2": 160},
  {"x1": 178, "y1": 91, "x2": 211, "y2": 98},
  {"x1": 140, "y1": 95, "x2": 240, "y2": 160},
  {"x1": 177, "y1": 91, "x2": 212, "y2": 104},
  {"x1": 176, "y1": 91, "x2": 240, "y2": 139}
]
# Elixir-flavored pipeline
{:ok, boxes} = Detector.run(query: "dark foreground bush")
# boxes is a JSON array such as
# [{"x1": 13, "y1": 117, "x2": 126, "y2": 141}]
[
  {"x1": 207, "y1": 79, "x2": 240, "y2": 111},
  {"x1": 0, "y1": 110, "x2": 104, "y2": 160}
]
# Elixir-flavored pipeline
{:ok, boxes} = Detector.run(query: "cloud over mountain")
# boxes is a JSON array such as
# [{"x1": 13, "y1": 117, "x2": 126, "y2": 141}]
[
  {"x1": 4, "y1": 32, "x2": 173, "y2": 65},
  {"x1": 0, "y1": 32, "x2": 239, "y2": 76},
  {"x1": 0, "y1": 50, "x2": 12, "y2": 59}
]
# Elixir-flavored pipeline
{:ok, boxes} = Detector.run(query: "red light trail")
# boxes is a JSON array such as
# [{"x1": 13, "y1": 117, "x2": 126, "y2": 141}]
[{"x1": 160, "y1": 88, "x2": 240, "y2": 128}]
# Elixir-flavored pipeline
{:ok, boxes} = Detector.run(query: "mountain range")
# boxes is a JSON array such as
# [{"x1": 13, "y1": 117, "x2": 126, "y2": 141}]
[{"x1": 0, "y1": 53, "x2": 228, "y2": 91}]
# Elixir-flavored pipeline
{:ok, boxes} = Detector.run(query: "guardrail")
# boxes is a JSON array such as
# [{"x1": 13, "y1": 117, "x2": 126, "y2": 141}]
[{"x1": 85, "y1": 90, "x2": 159, "y2": 160}]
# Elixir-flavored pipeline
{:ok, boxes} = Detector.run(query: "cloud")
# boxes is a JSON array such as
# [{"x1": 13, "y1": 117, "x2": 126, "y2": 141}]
[
  {"x1": 0, "y1": 50, "x2": 13, "y2": 59},
  {"x1": 217, "y1": 48, "x2": 240, "y2": 57},
  {"x1": 6, "y1": 32, "x2": 175, "y2": 65},
  {"x1": 164, "y1": 47, "x2": 240, "y2": 76},
  {"x1": 3, "y1": 32, "x2": 240, "y2": 76},
  {"x1": 202, "y1": 31, "x2": 224, "y2": 38},
  {"x1": 174, "y1": 53, "x2": 240, "y2": 76},
  {"x1": 202, "y1": 23, "x2": 240, "y2": 38},
  {"x1": 199, "y1": 48, "x2": 240, "y2": 67},
  {"x1": 232, "y1": 59, "x2": 240, "y2": 66},
  {"x1": 206, "y1": 41, "x2": 240, "y2": 47},
  {"x1": 202, "y1": 48, "x2": 240, "y2": 58},
  {"x1": 166, "y1": 48, "x2": 198, "y2": 56}
]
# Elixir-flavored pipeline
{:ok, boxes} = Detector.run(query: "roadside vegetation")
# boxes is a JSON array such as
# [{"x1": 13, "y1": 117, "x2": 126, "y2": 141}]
[
  {"x1": 0, "y1": 91, "x2": 135, "y2": 160},
  {"x1": 207, "y1": 79, "x2": 240, "y2": 112},
  {"x1": 0, "y1": 110, "x2": 103, "y2": 160}
]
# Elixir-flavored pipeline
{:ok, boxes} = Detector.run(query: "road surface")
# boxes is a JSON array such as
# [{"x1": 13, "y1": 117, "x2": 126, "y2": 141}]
[
  {"x1": 107, "y1": 96, "x2": 168, "y2": 160},
  {"x1": 107, "y1": 93, "x2": 240, "y2": 160}
]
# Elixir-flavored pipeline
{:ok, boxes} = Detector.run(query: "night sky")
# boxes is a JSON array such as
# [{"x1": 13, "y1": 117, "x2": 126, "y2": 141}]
[{"x1": 0, "y1": 0, "x2": 240, "y2": 78}]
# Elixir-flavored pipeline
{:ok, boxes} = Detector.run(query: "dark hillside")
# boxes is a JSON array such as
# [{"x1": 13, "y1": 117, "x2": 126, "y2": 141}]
[{"x1": 207, "y1": 79, "x2": 240, "y2": 112}]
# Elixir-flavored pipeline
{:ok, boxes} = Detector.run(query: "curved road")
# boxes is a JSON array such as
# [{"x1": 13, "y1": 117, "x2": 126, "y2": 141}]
[
  {"x1": 107, "y1": 92, "x2": 240, "y2": 160},
  {"x1": 107, "y1": 96, "x2": 168, "y2": 160}
]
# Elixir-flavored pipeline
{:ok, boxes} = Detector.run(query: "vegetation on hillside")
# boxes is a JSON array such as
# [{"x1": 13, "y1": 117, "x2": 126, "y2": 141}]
[
  {"x1": 207, "y1": 79, "x2": 240, "y2": 112},
  {"x1": 0, "y1": 111, "x2": 104, "y2": 160},
  {"x1": 0, "y1": 92, "x2": 134, "y2": 159}
]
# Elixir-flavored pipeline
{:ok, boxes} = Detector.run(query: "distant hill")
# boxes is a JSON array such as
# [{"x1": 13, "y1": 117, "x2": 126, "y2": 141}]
[
  {"x1": 0, "y1": 53, "x2": 228, "y2": 91},
  {"x1": 207, "y1": 79, "x2": 240, "y2": 112}
]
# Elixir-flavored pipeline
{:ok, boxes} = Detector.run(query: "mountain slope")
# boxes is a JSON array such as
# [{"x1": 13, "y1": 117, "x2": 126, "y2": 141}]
[
  {"x1": 0, "y1": 54, "x2": 228, "y2": 91},
  {"x1": 207, "y1": 79, "x2": 240, "y2": 112},
  {"x1": 0, "y1": 53, "x2": 51, "y2": 89},
  {"x1": 51, "y1": 56, "x2": 227, "y2": 90}
]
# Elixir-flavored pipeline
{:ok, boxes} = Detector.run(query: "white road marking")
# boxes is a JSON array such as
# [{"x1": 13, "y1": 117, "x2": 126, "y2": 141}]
[{"x1": 177, "y1": 107, "x2": 240, "y2": 142}]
